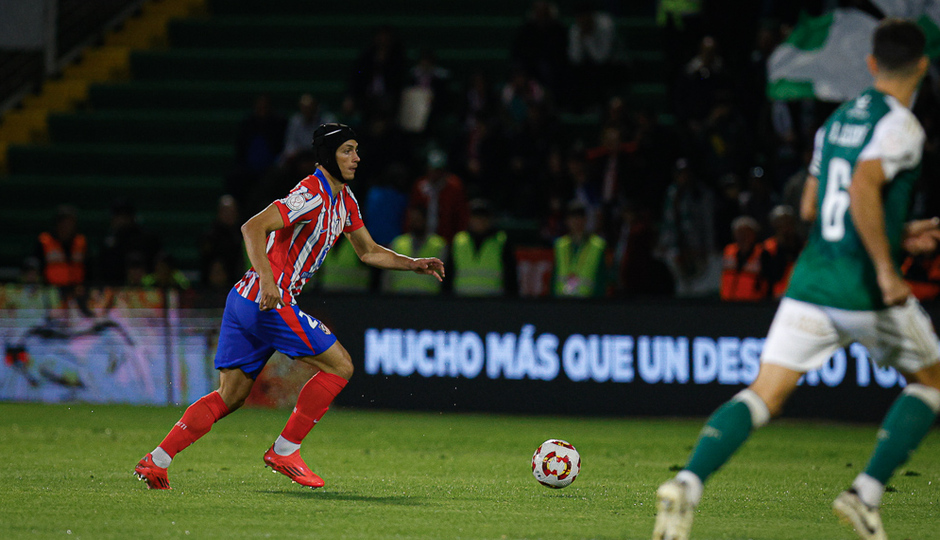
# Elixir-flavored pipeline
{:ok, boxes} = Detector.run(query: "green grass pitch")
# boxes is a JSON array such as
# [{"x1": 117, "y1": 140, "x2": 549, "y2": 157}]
[{"x1": 0, "y1": 402, "x2": 937, "y2": 539}]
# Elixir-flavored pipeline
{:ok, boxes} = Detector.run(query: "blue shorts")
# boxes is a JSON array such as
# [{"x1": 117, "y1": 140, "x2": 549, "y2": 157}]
[{"x1": 214, "y1": 288, "x2": 337, "y2": 379}]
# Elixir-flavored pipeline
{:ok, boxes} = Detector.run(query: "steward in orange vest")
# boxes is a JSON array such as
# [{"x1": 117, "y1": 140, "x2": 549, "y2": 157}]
[
  {"x1": 36, "y1": 206, "x2": 87, "y2": 287},
  {"x1": 902, "y1": 254, "x2": 940, "y2": 302},
  {"x1": 720, "y1": 216, "x2": 767, "y2": 301}
]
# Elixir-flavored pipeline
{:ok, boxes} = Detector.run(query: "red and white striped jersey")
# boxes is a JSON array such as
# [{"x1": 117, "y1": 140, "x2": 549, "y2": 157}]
[{"x1": 235, "y1": 169, "x2": 364, "y2": 305}]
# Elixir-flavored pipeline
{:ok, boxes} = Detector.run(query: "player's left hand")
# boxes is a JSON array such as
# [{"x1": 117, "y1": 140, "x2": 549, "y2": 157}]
[
  {"x1": 409, "y1": 258, "x2": 445, "y2": 282},
  {"x1": 903, "y1": 217, "x2": 940, "y2": 255}
]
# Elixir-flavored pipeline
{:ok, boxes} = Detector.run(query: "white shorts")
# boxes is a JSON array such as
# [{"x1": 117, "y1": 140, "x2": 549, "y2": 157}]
[{"x1": 762, "y1": 297, "x2": 940, "y2": 374}]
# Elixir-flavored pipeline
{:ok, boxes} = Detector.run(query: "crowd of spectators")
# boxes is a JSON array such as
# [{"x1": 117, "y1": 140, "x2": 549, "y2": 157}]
[{"x1": 17, "y1": 0, "x2": 940, "y2": 304}]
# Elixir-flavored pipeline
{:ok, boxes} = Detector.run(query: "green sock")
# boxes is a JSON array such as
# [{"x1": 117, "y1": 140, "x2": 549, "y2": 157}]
[
  {"x1": 685, "y1": 399, "x2": 754, "y2": 482},
  {"x1": 864, "y1": 386, "x2": 939, "y2": 484}
]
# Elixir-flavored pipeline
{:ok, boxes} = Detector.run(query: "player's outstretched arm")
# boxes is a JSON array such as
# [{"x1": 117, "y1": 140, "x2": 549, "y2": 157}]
[
  {"x1": 346, "y1": 227, "x2": 445, "y2": 281},
  {"x1": 849, "y1": 159, "x2": 910, "y2": 305},
  {"x1": 241, "y1": 204, "x2": 288, "y2": 310}
]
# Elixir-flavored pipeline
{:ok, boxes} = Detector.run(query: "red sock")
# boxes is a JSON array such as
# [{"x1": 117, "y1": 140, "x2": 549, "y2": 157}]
[
  {"x1": 158, "y1": 391, "x2": 230, "y2": 458},
  {"x1": 280, "y1": 372, "x2": 347, "y2": 444}
]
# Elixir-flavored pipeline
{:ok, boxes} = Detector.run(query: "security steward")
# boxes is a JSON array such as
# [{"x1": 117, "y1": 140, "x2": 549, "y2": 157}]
[{"x1": 449, "y1": 199, "x2": 516, "y2": 297}]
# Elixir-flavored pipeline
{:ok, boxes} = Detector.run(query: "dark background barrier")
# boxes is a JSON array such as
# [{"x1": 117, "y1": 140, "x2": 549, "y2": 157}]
[{"x1": 301, "y1": 295, "x2": 923, "y2": 423}]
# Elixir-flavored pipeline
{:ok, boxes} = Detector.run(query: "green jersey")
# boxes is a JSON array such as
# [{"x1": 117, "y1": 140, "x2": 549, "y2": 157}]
[{"x1": 786, "y1": 88, "x2": 925, "y2": 311}]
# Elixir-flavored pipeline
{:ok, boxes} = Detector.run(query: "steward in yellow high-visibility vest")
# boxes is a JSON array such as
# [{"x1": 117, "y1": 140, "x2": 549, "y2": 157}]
[
  {"x1": 387, "y1": 234, "x2": 447, "y2": 294},
  {"x1": 553, "y1": 201, "x2": 608, "y2": 297},
  {"x1": 450, "y1": 199, "x2": 514, "y2": 297},
  {"x1": 319, "y1": 236, "x2": 370, "y2": 292}
]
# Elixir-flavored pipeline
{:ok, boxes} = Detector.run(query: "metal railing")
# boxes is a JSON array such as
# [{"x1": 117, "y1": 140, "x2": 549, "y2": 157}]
[{"x1": 0, "y1": 0, "x2": 145, "y2": 114}]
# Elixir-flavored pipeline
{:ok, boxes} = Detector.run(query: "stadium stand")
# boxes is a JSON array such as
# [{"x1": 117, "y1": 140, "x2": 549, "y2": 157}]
[{"x1": 0, "y1": 0, "x2": 664, "y2": 281}]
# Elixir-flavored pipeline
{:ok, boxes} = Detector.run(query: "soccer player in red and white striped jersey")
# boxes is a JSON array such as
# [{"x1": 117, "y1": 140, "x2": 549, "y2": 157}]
[{"x1": 135, "y1": 124, "x2": 445, "y2": 490}]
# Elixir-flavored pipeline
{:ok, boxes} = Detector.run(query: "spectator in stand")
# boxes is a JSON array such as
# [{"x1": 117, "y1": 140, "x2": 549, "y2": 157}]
[
  {"x1": 35, "y1": 205, "x2": 86, "y2": 289},
  {"x1": 656, "y1": 0, "x2": 705, "y2": 80},
  {"x1": 405, "y1": 48, "x2": 451, "y2": 134},
  {"x1": 506, "y1": 102, "x2": 560, "y2": 217},
  {"x1": 456, "y1": 111, "x2": 507, "y2": 200},
  {"x1": 699, "y1": 91, "x2": 751, "y2": 181},
  {"x1": 364, "y1": 163, "x2": 411, "y2": 247},
  {"x1": 449, "y1": 199, "x2": 516, "y2": 297},
  {"x1": 585, "y1": 125, "x2": 641, "y2": 239},
  {"x1": 143, "y1": 252, "x2": 191, "y2": 291},
  {"x1": 501, "y1": 68, "x2": 546, "y2": 126},
  {"x1": 674, "y1": 36, "x2": 730, "y2": 132},
  {"x1": 760, "y1": 205, "x2": 803, "y2": 299},
  {"x1": 333, "y1": 94, "x2": 363, "y2": 130},
  {"x1": 567, "y1": 1, "x2": 623, "y2": 111},
  {"x1": 553, "y1": 201, "x2": 608, "y2": 298},
  {"x1": 199, "y1": 195, "x2": 244, "y2": 289},
  {"x1": 349, "y1": 26, "x2": 406, "y2": 119},
  {"x1": 460, "y1": 71, "x2": 499, "y2": 130},
  {"x1": 99, "y1": 198, "x2": 162, "y2": 285},
  {"x1": 656, "y1": 158, "x2": 720, "y2": 297},
  {"x1": 713, "y1": 173, "x2": 742, "y2": 249},
  {"x1": 385, "y1": 206, "x2": 447, "y2": 295},
  {"x1": 567, "y1": 149, "x2": 603, "y2": 234},
  {"x1": 739, "y1": 166, "x2": 778, "y2": 234},
  {"x1": 720, "y1": 216, "x2": 767, "y2": 302},
  {"x1": 281, "y1": 94, "x2": 335, "y2": 165},
  {"x1": 355, "y1": 112, "x2": 411, "y2": 190},
  {"x1": 227, "y1": 94, "x2": 288, "y2": 206},
  {"x1": 408, "y1": 149, "x2": 469, "y2": 244},
  {"x1": 511, "y1": 1, "x2": 568, "y2": 94},
  {"x1": 615, "y1": 201, "x2": 673, "y2": 296}
]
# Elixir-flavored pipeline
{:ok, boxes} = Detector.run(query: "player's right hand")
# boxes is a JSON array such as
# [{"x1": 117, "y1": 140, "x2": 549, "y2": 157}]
[
  {"x1": 258, "y1": 279, "x2": 285, "y2": 311},
  {"x1": 877, "y1": 271, "x2": 912, "y2": 306}
]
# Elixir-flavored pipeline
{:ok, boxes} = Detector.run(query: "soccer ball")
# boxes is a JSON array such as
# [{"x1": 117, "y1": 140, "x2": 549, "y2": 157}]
[{"x1": 531, "y1": 439, "x2": 581, "y2": 489}]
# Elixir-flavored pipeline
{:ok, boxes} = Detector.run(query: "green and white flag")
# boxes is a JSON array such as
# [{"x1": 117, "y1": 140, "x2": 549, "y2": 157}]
[{"x1": 768, "y1": 2, "x2": 940, "y2": 102}]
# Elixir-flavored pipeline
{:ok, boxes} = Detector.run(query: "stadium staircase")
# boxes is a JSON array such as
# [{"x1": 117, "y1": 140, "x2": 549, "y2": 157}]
[{"x1": 0, "y1": 0, "x2": 665, "y2": 278}]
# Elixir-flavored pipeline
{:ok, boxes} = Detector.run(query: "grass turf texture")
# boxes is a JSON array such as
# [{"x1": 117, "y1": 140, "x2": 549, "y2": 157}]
[{"x1": 0, "y1": 403, "x2": 937, "y2": 539}]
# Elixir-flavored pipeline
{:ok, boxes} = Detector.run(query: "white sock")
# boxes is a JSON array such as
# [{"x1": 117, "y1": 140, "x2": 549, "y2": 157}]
[
  {"x1": 273, "y1": 435, "x2": 301, "y2": 456},
  {"x1": 676, "y1": 470, "x2": 704, "y2": 507},
  {"x1": 852, "y1": 473, "x2": 884, "y2": 508},
  {"x1": 151, "y1": 447, "x2": 172, "y2": 468}
]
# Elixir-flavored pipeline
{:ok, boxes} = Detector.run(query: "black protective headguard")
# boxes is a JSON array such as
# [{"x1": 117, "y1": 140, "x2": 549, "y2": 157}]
[{"x1": 312, "y1": 123, "x2": 357, "y2": 181}]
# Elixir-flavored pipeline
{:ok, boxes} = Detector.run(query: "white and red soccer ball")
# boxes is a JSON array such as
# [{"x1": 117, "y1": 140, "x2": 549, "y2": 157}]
[{"x1": 532, "y1": 439, "x2": 581, "y2": 488}]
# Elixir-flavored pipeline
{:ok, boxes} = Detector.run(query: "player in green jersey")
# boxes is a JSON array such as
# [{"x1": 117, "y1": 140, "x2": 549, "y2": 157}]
[{"x1": 654, "y1": 19, "x2": 940, "y2": 540}]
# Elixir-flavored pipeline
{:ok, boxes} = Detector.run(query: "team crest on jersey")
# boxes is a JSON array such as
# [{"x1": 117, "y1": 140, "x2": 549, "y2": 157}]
[
  {"x1": 286, "y1": 193, "x2": 306, "y2": 210},
  {"x1": 320, "y1": 323, "x2": 331, "y2": 335}
]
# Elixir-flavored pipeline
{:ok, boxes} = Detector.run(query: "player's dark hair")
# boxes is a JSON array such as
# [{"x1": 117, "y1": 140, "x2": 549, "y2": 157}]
[{"x1": 872, "y1": 18, "x2": 925, "y2": 74}]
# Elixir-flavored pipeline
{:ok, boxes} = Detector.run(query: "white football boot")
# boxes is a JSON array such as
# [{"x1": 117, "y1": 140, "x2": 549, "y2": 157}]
[
  {"x1": 653, "y1": 479, "x2": 694, "y2": 540},
  {"x1": 833, "y1": 489, "x2": 887, "y2": 540}
]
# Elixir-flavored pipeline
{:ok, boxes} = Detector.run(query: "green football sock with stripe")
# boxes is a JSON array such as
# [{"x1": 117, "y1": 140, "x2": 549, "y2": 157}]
[
  {"x1": 684, "y1": 390, "x2": 770, "y2": 485},
  {"x1": 863, "y1": 384, "x2": 940, "y2": 486}
]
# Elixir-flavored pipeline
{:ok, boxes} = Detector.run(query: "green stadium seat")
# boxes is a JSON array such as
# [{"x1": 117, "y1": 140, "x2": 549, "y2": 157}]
[
  {"x1": 206, "y1": 0, "x2": 654, "y2": 18},
  {"x1": 48, "y1": 110, "x2": 244, "y2": 145},
  {"x1": 0, "y1": 175, "x2": 223, "y2": 210},
  {"x1": 87, "y1": 81, "x2": 346, "y2": 111},
  {"x1": 6, "y1": 144, "x2": 233, "y2": 176}
]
